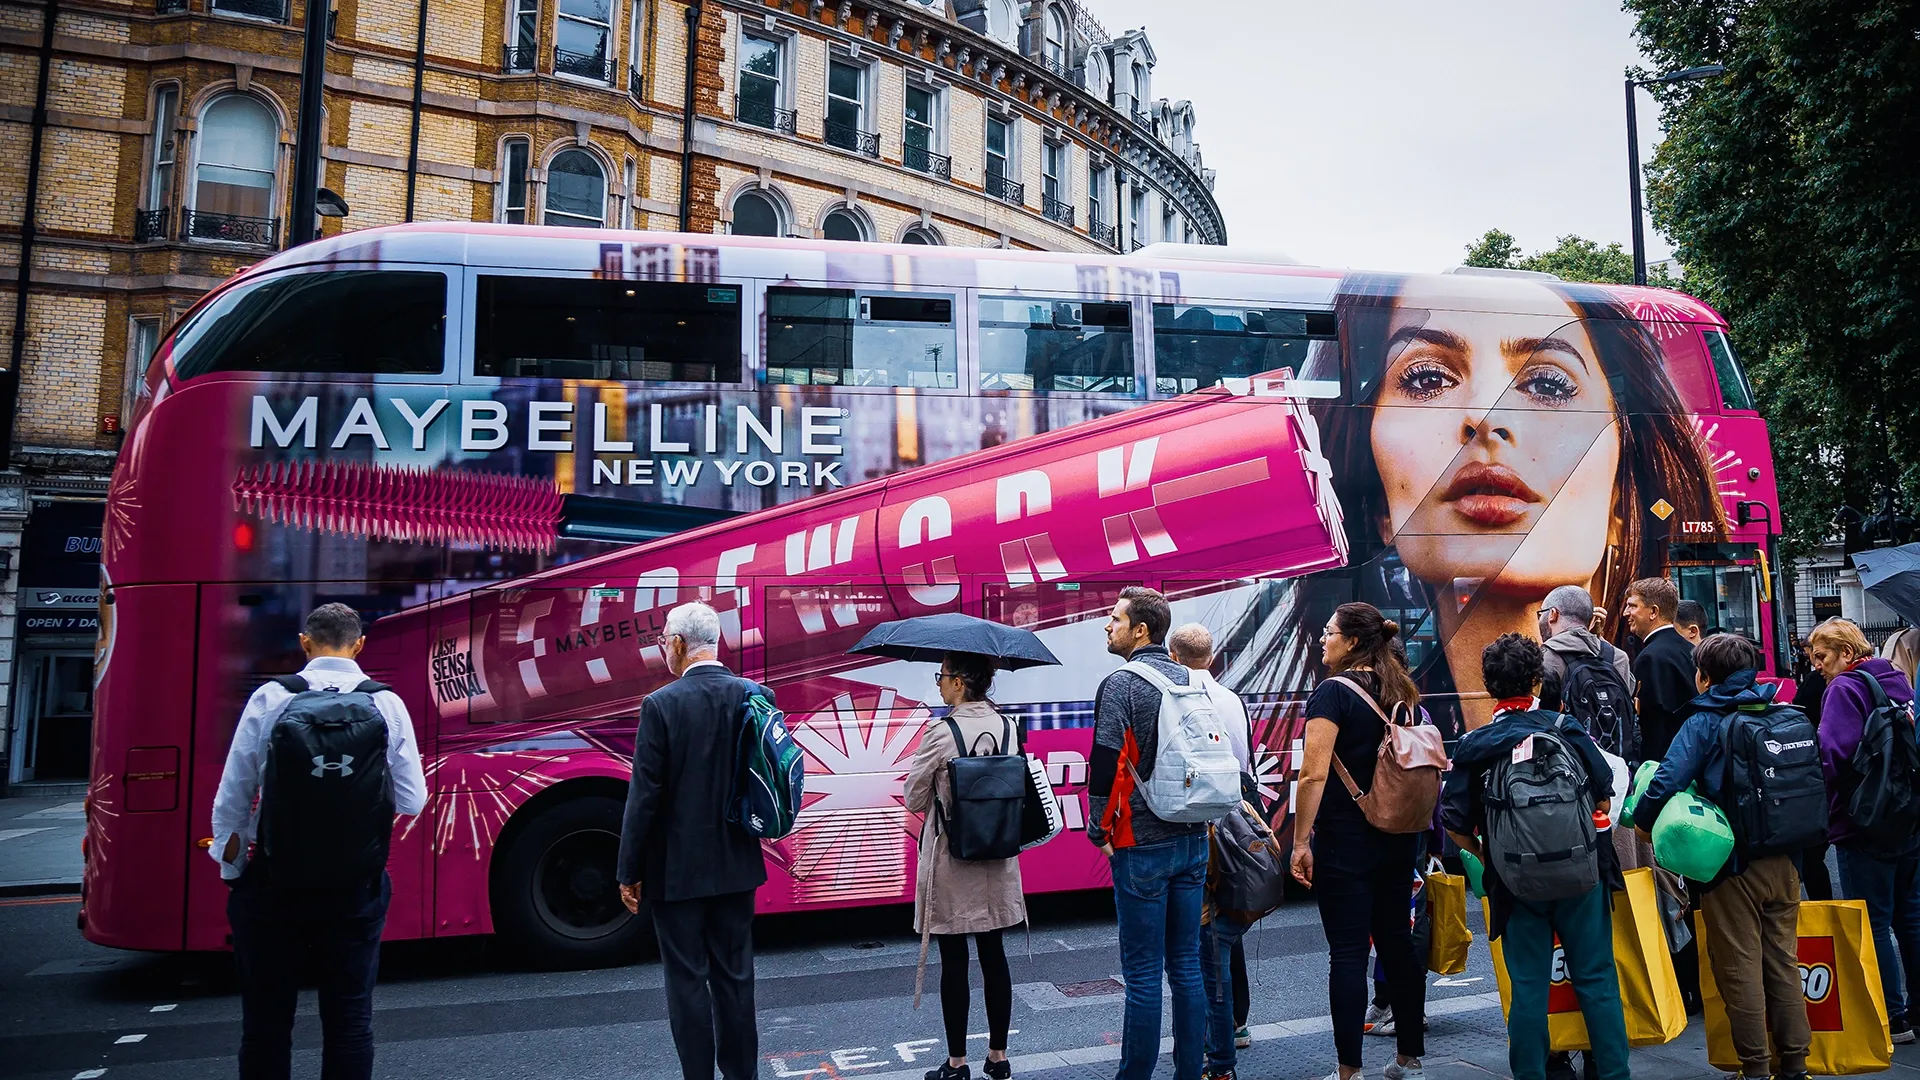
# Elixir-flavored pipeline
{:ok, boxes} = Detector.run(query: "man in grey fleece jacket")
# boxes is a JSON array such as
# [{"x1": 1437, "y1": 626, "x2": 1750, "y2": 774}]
[{"x1": 1086, "y1": 586, "x2": 1208, "y2": 1080}]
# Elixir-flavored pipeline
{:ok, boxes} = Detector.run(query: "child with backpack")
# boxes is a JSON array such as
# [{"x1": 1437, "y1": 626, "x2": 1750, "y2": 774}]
[
  {"x1": 1442, "y1": 633, "x2": 1630, "y2": 1080},
  {"x1": 1635, "y1": 633, "x2": 1816, "y2": 1080},
  {"x1": 1808, "y1": 617, "x2": 1920, "y2": 1046},
  {"x1": 905, "y1": 651, "x2": 1027, "y2": 1080}
]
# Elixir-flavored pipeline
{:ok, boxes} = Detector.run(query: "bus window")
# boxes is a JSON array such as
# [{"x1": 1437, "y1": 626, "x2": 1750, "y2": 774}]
[
  {"x1": 1676, "y1": 561, "x2": 1761, "y2": 642},
  {"x1": 1152, "y1": 304, "x2": 1337, "y2": 397},
  {"x1": 1703, "y1": 329, "x2": 1754, "y2": 412},
  {"x1": 171, "y1": 270, "x2": 447, "y2": 379},
  {"x1": 474, "y1": 277, "x2": 743, "y2": 382},
  {"x1": 978, "y1": 297, "x2": 1135, "y2": 393},
  {"x1": 764, "y1": 287, "x2": 957, "y2": 388}
]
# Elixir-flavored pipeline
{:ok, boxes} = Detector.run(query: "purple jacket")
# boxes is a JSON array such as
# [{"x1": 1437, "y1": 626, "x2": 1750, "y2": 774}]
[{"x1": 1818, "y1": 656, "x2": 1917, "y2": 844}]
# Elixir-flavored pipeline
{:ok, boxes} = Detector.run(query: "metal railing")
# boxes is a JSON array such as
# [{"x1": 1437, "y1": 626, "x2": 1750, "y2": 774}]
[
  {"x1": 824, "y1": 119, "x2": 878, "y2": 157},
  {"x1": 736, "y1": 96, "x2": 796, "y2": 134},
  {"x1": 502, "y1": 45, "x2": 537, "y2": 74},
  {"x1": 181, "y1": 209, "x2": 278, "y2": 247},
  {"x1": 1132, "y1": 109, "x2": 1153, "y2": 131},
  {"x1": 986, "y1": 173, "x2": 1024, "y2": 205},
  {"x1": 628, "y1": 67, "x2": 643, "y2": 100},
  {"x1": 134, "y1": 209, "x2": 170, "y2": 243},
  {"x1": 1130, "y1": 237, "x2": 1145, "y2": 252},
  {"x1": 1042, "y1": 195, "x2": 1074, "y2": 227},
  {"x1": 553, "y1": 49, "x2": 612, "y2": 82},
  {"x1": 1041, "y1": 55, "x2": 1071, "y2": 79},
  {"x1": 904, "y1": 145, "x2": 950, "y2": 181},
  {"x1": 1089, "y1": 219, "x2": 1116, "y2": 248},
  {"x1": 210, "y1": 0, "x2": 284, "y2": 19}
]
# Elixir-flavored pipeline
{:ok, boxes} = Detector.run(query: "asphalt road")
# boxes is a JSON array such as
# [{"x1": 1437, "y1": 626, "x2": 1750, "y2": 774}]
[{"x1": 4, "y1": 890, "x2": 1919, "y2": 1080}]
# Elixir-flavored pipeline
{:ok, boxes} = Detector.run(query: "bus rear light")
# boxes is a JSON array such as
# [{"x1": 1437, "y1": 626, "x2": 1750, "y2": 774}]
[{"x1": 233, "y1": 461, "x2": 563, "y2": 553}]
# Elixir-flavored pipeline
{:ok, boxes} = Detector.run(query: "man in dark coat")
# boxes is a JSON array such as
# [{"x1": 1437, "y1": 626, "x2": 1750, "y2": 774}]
[{"x1": 1622, "y1": 578, "x2": 1696, "y2": 764}]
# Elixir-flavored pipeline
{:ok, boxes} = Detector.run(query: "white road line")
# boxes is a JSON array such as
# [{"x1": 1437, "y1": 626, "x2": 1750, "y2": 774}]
[
  {"x1": 0, "y1": 828, "x2": 54, "y2": 842},
  {"x1": 776, "y1": 992, "x2": 1505, "y2": 1080},
  {"x1": 113, "y1": 1034, "x2": 147, "y2": 1044},
  {"x1": 74, "y1": 1070, "x2": 107, "y2": 1079},
  {"x1": 149, "y1": 1005, "x2": 177, "y2": 1013}
]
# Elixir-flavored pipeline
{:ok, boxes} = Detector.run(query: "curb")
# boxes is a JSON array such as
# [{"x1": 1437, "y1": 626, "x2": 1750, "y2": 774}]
[{"x1": 0, "y1": 880, "x2": 82, "y2": 898}]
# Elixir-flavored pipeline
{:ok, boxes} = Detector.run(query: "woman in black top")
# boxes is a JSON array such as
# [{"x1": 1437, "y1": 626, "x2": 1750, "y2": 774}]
[{"x1": 1289, "y1": 602, "x2": 1426, "y2": 1080}]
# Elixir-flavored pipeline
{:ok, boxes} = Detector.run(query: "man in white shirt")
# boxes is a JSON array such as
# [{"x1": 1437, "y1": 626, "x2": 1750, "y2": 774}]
[
  {"x1": 1169, "y1": 622, "x2": 1252, "y2": 770},
  {"x1": 211, "y1": 602, "x2": 426, "y2": 1080}
]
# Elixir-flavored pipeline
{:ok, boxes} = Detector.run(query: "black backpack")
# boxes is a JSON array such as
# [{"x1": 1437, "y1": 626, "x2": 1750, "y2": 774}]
[
  {"x1": 1839, "y1": 670, "x2": 1920, "y2": 855},
  {"x1": 1484, "y1": 715, "x2": 1599, "y2": 903},
  {"x1": 259, "y1": 676, "x2": 395, "y2": 888},
  {"x1": 1719, "y1": 701, "x2": 1829, "y2": 857},
  {"x1": 1560, "y1": 646, "x2": 1638, "y2": 760},
  {"x1": 938, "y1": 717, "x2": 1026, "y2": 862}
]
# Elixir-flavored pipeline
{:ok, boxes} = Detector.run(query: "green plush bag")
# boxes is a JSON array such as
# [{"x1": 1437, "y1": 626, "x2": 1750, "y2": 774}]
[
  {"x1": 1620, "y1": 760, "x2": 1660, "y2": 831},
  {"x1": 1650, "y1": 788, "x2": 1735, "y2": 881}
]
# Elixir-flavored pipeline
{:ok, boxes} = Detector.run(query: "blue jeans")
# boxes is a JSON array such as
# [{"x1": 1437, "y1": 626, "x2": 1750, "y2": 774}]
[
  {"x1": 1201, "y1": 915, "x2": 1253, "y2": 1073},
  {"x1": 1501, "y1": 885, "x2": 1631, "y2": 1080},
  {"x1": 1836, "y1": 839, "x2": 1920, "y2": 1024},
  {"x1": 1111, "y1": 833, "x2": 1208, "y2": 1080}
]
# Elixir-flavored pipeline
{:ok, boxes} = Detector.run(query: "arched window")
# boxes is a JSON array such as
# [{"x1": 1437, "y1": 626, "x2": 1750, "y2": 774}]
[
  {"x1": 731, "y1": 189, "x2": 781, "y2": 236},
  {"x1": 901, "y1": 225, "x2": 940, "y2": 246},
  {"x1": 544, "y1": 149, "x2": 606, "y2": 228},
  {"x1": 1044, "y1": 6, "x2": 1067, "y2": 70},
  {"x1": 1131, "y1": 62, "x2": 1148, "y2": 104},
  {"x1": 988, "y1": 0, "x2": 1016, "y2": 45},
  {"x1": 193, "y1": 95, "x2": 277, "y2": 226},
  {"x1": 821, "y1": 208, "x2": 866, "y2": 242}
]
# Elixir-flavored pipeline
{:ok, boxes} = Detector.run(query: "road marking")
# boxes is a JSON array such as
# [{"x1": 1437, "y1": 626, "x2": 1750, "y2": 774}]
[
  {"x1": 149, "y1": 1004, "x2": 177, "y2": 1013},
  {"x1": 74, "y1": 1071, "x2": 107, "y2": 1079},
  {"x1": 1432, "y1": 976, "x2": 1483, "y2": 987},
  {"x1": 0, "y1": 895, "x2": 80, "y2": 908},
  {"x1": 28, "y1": 956, "x2": 141, "y2": 977},
  {"x1": 0, "y1": 828, "x2": 54, "y2": 842},
  {"x1": 20, "y1": 802, "x2": 85, "y2": 820},
  {"x1": 114, "y1": 1034, "x2": 146, "y2": 1044}
]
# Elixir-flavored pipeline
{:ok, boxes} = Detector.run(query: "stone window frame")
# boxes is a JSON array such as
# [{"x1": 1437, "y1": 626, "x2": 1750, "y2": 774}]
[
  {"x1": 124, "y1": 315, "x2": 164, "y2": 430},
  {"x1": 496, "y1": 134, "x2": 534, "y2": 224},
  {"x1": 895, "y1": 218, "x2": 944, "y2": 246},
  {"x1": 625, "y1": 0, "x2": 646, "y2": 94},
  {"x1": 902, "y1": 73, "x2": 948, "y2": 162},
  {"x1": 539, "y1": 140, "x2": 614, "y2": 228},
  {"x1": 823, "y1": 45, "x2": 879, "y2": 143},
  {"x1": 721, "y1": 178, "x2": 795, "y2": 238},
  {"x1": 143, "y1": 81, "x2": 183, "y2": 215},
  {"x1": 552, "y1": 0, "x2": 616, "y2": 87},
  {"x1": 815, "y1": 199, "x2": 874, "y2": 243},
  {"x1": 181, "y1": 86, "x2": 291, "y2": 248},
  {"x1": 984, "y1": 107, "x2": 1018, "y2": 190},
  {"x1": 1042, "y1": 5, "x2": 1068, "y2": 70},
  {"x1": 736, "y1": 22, "x2": 797, "y2": 120},
  {"x1": 620, "y1": 156, "x2": 637, "y2": 229}
]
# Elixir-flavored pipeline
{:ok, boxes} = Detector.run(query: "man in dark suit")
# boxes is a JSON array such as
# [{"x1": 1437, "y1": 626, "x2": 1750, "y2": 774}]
[
  {"x1": 618, "y1": 601, "x2": 770, "y2": 1080},
  {"x1": 1622, "y1": 577, "x2": 1697, "y2": 765}
]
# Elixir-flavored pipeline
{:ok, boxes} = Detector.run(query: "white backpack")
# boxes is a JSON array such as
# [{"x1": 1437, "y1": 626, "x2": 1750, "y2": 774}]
[{"x1": 1121, "y1": 661, "x2": 1242, "y2": 823}]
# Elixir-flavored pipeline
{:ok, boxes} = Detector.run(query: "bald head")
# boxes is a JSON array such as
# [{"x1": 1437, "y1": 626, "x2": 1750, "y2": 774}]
[{"x1": 1168, "y1": 623, "x2": 1214, "y2": 670}]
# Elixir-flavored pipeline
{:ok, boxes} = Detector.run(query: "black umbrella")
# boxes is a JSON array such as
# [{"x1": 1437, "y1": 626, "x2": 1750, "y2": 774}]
[
  {"x1": 1853, "y1": 543, "x2": 1920, "y2": 627},
  {"x1": 849, "y1": 613, "x2": 1061, "y2": 670}
]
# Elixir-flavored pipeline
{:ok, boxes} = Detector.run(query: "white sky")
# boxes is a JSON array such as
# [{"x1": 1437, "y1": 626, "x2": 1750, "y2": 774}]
[{"x1": 1088, "y1": 0, "x2": 1677, "y2": 273}]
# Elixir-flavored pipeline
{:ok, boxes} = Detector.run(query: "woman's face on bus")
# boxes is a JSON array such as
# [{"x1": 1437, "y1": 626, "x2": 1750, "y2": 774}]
[{"x1": 1368, "y1": 279, "x2": 1622, "y2": 596}]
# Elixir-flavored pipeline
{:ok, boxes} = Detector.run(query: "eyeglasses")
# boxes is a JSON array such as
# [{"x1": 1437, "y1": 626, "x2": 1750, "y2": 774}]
[{"x1": 934, "y1": 671, "x2": 959, "y2": 685}]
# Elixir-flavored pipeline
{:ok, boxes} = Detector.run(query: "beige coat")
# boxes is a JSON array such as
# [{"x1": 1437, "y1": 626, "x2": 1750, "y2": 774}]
[{"x1": 906, "y1": 700, "x2": 1028, "y2": 936}]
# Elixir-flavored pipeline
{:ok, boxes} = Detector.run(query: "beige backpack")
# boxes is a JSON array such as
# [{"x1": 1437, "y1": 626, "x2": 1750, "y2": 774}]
[{"x1": 1324, "y1": 675, "x2": 1448, "y2": 834}]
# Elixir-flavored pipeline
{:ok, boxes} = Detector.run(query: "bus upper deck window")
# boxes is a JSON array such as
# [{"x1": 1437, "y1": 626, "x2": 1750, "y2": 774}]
[
  {"x1": 765, "y1": 287, "x2": 957, "y2": 388},
  {"x1": 978, "y1": 297, "x2": 1135, "y2": 393},
  {"x1": 1152, "y1": 304, "x2": 1337, "y2": 397},
  {"x1": 170, "y1": 270, "x2": 447, "y2": 379},
  {"x1": 474, "y1": 277, "x2": 743, "y2": 382},
  {"x1": 1703, "y1": 329, "x2": 1754, "y2": 412}
]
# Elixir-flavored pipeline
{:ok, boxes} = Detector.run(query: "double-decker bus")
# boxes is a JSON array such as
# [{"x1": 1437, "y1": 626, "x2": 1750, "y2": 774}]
[{"x1": 85, "y1": 224, "x2": 1786, "y2": 967}]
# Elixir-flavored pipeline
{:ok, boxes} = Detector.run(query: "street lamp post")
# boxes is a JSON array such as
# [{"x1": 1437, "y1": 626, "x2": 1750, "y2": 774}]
[{"x1": 1625, "y1": 64, "x2": 1725, "y2": 285}]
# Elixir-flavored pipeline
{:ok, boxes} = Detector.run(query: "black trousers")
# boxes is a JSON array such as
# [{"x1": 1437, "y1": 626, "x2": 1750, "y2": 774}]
[
  {"x1": 227, "y1": 868, "x2": 389, "y2": 1080},
  {"x1": 936, "y1": 930, "x2": 1012, "y2": 1059},
  {"x1": 653, "y1": 889, "x2": 759, "y2": 1080},
  {"x1": 1313, "y1": 828, "x2": 1425, "y2": 1069}
]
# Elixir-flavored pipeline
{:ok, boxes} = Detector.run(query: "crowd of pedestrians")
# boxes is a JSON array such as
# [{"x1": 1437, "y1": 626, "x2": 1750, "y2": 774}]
[{"x1": 208, "y1": 589, "x2": 1920, "y2": 1080}]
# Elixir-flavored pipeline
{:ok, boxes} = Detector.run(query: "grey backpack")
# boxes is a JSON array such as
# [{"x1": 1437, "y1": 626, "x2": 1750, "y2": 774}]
[{"x1": 1484, "y1": 716, "x2": 1598, "y2": 903}]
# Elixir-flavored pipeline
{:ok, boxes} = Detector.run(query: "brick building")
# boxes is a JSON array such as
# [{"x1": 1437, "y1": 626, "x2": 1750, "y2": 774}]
[{"x1": 0, "y1": 0, "x2": 1225, "y2": 790}]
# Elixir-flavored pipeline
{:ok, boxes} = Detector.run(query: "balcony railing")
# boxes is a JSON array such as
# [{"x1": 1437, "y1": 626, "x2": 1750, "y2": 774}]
[
  {"x1": 1090, "y1": 219, "x2": 1116, "y2": 248},
  {"x1": 1042, "y1": 195, "x2": 1074, "y2": 227},
  {"x1": 904, "y1": 145, "x2": 950, "y2": 181},
  {"x1": 1041, "y1": 55, "x2": 1071, "y2": 78},
  {"x1": 986, "y1": 173, "x2": 1024, "y2": 205},
  {"x1": 736, "y1": 96, "x2": 796, "y2": 134},
  {"x1": 133, "y1": 208, "x2": 170, "y2": 243},
  {"x1": 1130, "y1": 237, "x2": 1145, "y2": 252},
  {"x1": 554, "y1": 49, "x2": 612, "y2": 82},
  {"x1": 628, "y1": 67, "x2": 643, "y2": 100},
  {"x1": 210, "y1": 0, "x2": 284, "y2": 19},
  {"x1": 502, "y1": 45, "x2": 536, "y2": 74},
  {"x1": 156, "y1": 0, "x2": 187, "y2": 14},
  {"x1": 181, "y1": 209, "x2": 278, "y2": 248},
  {"x1": 1132, "y1": 109, "x2": 1153, "y2": 131},
  {"x1": 824, "y1": 119, "x2": 878, "y2": 158}
]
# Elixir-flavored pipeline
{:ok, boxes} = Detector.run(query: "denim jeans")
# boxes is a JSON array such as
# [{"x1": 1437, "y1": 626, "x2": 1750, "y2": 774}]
[
  {"x1": 1501, "y1": 885, "x2": 1631, "y2": 1080},
  {"x1": 1111, "y1": 832, "x2": 1208, "y2": 1080},
  {"x1": 1201, "y1": 915, "x2": 1253, "y2": 1074},
  {"x1": 1836, "y1": 839, "x2": 1920, "y2": 1024},
  {"x1": 228, "y1": 868, "x2": 390, "y2": 1080}
]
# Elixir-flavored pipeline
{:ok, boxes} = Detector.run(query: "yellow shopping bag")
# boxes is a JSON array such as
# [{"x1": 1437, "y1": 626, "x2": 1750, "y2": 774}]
[
  {"x1": 1697, "y1": 899, "x2": 1892, "y2": 1076},
  {"x1": 1487, "y1": 868, "x2": 1687, "y2": 1051},
  {"x1": 1426, "y1": 872, "x2": 1471, "y2": 975}
]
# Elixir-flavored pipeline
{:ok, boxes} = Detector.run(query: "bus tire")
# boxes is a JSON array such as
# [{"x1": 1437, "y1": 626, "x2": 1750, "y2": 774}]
[{"x1": 491, "y1": 794, "x2": 653, "y2": 969}]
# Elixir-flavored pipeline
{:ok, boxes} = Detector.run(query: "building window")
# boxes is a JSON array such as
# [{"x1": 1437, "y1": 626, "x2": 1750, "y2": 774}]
[
  {"x1": 626, "y1": 0, "x2": 644, "y2": 95},
  {"x1": 544, "y1": 149, "x2": 606, "y2": 228},
  {"x1": 987, "y1": 0, "x2": 1016, "y2": 44},
  {"x1": 1088, "y1": 163, "x2": 1107, "y2": 226},
  {"x1": 146, "y1": 86, "x2": 178, "y2": 212},
  {"x1": 499, "y1": 138, "x2": 530, "y2": 223},
  {"x1": 738, "y1": 34, "x2": 788, "y2": 130},
  {"x1": 554, "y1": 0, "x2": 612, "y2": 81},
  {"x1": 1162, "y1": 205, "x2": 1176, "y2": 243},
  {"x1": 1042, "y1": 142, "x2": 1071, "y2": 226},
  {"x1": 1044, "y1": 6, "x2": 1067, "y2": 72},
  {"x1": 1131, "y1": 62, "x2": 1147, "y2": 104},
  {"x1": 821, "y1": 207, "x2": 867, "y2": 242},
  {"x1": 211, "y1": 0, "x2": 286, "y2": 21},
  {"x1": 188, "y1": 94, "x2": 278, "y2": 244},
  {"x1": 979, "y1": 297, "x2": 1135, "y2": 393},
  {"x1": 476, "y1": 277, "x2": 742, "y2": 382},
  {"x1": 505, "y1": 0, "x2": 539, "y2": 72},
  {"x1": 901, "y1": 225, "x2": 940, "y2": 245},
  {"x1": 985, "y1": 116, "x2": 1020, "y2": 202},
  {"x1": 621, "y1": 158, "x2": 637, "y2": 229},
  {"x1": 731, "y1": 188, "x2": 782, "y2": 236},
  {"x1": 766, "y1": 287, "x2": 957, "y2": 388},
  {"x1": 1129, "y1": 189, "x2": 1145, "y2": 248},
  {"x1": 125, "y1": 316, "x2": 162, "y2": 423},
  {"x1": 904, "y1": 84, "x2": 944, "y2": 176},
  {"x1": 825, "y1": 59, "x2": 873, "y2": 155}
]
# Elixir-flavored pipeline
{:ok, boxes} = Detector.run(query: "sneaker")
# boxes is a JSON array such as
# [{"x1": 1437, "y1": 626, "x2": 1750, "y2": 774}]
[
  {"x1": 1893, "y1": 1016, "x2": 1916, "y2": 1044},
  {"x1": 1233, "y1": 1025, "x2": 1252, "y2": 1049},
  {"x1": 982, "y1": 1061, "x2": 1011, "y2": 1080},
  {"x1": 1200, "y1": 1070, "x2": 1235, "y2": 1080},
  {"x1": 924, "y1": 1064, "x2": 969, "y2": 1080},
  {"x1": 1363, "y1": 1003, "x2": 1395, "y2": 1035},
  {"x1": 1320, "y1": 1071, "x2": 1363, "y2": 1080},
  {"x1": 1544, "y1": 1053, "x2": 1578, "y2": 1080},
  {"x1": 1383, "y1": 1060, "x2": 1424, "y2": 1080}
]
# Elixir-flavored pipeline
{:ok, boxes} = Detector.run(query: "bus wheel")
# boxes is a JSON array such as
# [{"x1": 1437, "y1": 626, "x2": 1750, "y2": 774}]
[{"x1": 492, "y1": 795, "x2": 653, "y2": 969}]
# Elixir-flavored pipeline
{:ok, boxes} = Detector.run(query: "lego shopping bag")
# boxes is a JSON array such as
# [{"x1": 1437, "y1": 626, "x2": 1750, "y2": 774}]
[
  {"x1": 1697, "y1": 899, "x2": 1891, "y2": 1075},
  {"x1": 1487, "y1": 868, "x2": 1687, "y2": 1050},
  {"x1": 1427, "y1": 872, "x2": 1471, "y2": 975}
]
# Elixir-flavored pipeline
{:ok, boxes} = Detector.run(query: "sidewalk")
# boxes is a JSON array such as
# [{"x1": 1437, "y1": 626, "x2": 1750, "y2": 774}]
[{"x1": 0, "y1": 792, "x2": 84, "y2": 895}]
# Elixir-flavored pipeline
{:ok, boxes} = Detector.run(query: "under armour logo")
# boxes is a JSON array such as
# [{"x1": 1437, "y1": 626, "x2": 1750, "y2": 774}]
[{"x1": 311, "y1": 754, "x2": 355, "y2": 777}]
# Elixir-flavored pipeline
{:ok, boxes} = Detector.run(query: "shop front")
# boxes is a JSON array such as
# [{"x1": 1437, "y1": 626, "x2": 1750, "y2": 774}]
[{"x1": 7, "y1": 500, "x2": 103, "y2": 786}]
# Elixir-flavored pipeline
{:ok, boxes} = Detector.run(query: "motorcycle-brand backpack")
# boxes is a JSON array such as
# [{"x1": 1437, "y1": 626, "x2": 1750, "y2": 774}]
[
  {"x1": 729, "y1": 690, "x2": 805, "y2": 840},
  {"x1": 1485, "y1": 716, "x2": 1599, "y2": 903},
  {"x1": 1838, "y1": 670, "x2": 1920, "y2": 855},
  {"x1": 938, "y1": 717, "x2": 1027, "y2": 862},
  {"x1": 1719, "y1": 701, "x2": 1828, "y2": 857},
  {"x1": 1559, "y1": 646, "x2": 1638, "y2": 760},
  {"x1": 260, "y1": 676, "x2": 394, "y2": 888},
  {"x1": 1121, "y1": 661, "x2": 1241, "y2": 824}
]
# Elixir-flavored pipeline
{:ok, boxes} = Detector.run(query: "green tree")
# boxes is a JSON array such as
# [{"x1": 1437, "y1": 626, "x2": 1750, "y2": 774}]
[
  {"x1": 1624, "y1": 0, "x2": 1920, "y2": 554},
  {"x1": 1463, "y1": 228, "x2": 1520, "y2": 270},
  {"x1": 1460, "y1": 229, "x2": 1676, "y2": 286}
]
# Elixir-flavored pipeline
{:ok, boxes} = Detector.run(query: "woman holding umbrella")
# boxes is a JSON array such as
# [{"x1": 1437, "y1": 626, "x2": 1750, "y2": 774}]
[{"x1": 905, "y1": 649, "x2": 1025, "y2": 1080}]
